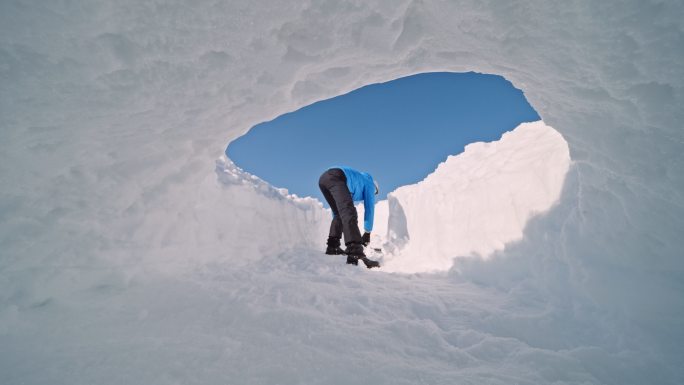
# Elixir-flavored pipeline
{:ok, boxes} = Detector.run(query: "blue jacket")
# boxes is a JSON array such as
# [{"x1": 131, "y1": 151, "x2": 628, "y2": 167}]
[{"x1": 334, "y1": 166, "x2": 376, "y2": 232}]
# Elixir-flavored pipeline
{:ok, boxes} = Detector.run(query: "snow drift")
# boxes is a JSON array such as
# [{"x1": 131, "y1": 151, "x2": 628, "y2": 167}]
[
  {"x1": 1, "y1": 0, "x2": 683, "y2": 384},
  {"x1": 376, "y1": 121, "x2": 570, "y2": 273}
]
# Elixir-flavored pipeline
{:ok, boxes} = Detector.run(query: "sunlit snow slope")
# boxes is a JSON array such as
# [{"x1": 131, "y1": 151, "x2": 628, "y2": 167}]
[
  {"x1": 371, "y1": 121, "x2": 571, "y2": 273},
  {"x1": 1, "y1": 1, "x2": 683, "y2": 384}
]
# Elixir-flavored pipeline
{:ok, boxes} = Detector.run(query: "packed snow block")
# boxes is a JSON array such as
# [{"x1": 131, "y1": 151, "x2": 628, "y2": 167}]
[
  {"x1": 385, "y1": 195, "x2": 409, "y2": 253},
  {"x1": 382, "y1": 121, "x2": 571, "y2": 273}
]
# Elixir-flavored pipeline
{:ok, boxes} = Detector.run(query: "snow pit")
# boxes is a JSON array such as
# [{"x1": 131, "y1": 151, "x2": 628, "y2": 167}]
[{"x1": 1, "y1": 0, "x2": 683, "y2": 384}]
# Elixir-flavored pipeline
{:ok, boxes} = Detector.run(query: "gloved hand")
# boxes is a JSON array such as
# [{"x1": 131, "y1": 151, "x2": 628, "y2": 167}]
[{"x1": 361, "y1": 232, "x2": 371, "y2": 246}]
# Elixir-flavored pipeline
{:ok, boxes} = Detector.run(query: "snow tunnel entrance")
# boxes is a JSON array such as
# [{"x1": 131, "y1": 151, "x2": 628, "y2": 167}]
[{"x1": 224, "y1": 72, "x2": 570, "y2": 273}]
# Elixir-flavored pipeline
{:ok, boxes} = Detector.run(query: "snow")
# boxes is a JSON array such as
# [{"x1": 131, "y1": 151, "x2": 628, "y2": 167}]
[
  {"x1": 368, "y1": 121, "x2": 571, "y2": 274},
  {"x1": 1, "y1": 0, "x2": 684, "y2": 384}
]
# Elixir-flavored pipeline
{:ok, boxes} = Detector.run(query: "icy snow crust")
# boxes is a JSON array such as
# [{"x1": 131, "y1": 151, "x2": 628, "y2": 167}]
[{"x1": 1, "y1": 1, "x2": 684, "y2": 384}]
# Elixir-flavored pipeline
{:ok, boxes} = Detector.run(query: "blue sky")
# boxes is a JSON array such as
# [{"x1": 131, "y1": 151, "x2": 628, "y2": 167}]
[{"x1": 226, "y1": 72, "x2": 539, "y2": 204}]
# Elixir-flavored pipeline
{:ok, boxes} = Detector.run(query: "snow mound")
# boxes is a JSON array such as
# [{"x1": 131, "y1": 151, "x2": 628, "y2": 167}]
[{"x1": 379, "y1": 121, "x2": 570, "y2": 273}]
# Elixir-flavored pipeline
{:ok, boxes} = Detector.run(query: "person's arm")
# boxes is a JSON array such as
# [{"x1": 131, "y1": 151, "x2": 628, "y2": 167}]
[{"x1": 363, "y1": 183, "x2": 375, "y2": 233}]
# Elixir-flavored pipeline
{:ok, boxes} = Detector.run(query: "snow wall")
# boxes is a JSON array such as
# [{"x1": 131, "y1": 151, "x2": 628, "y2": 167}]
[
  {"x1": 376, "y1": 120, "x2": 571, "y2": 274},
  {"x1": 1, "y1": 1, "x2": 683, "y2": 384}
]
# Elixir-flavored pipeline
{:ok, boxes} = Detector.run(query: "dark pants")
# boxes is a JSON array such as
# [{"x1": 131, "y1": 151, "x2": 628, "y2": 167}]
[{"x1": 318, "y1": 168, "x2": 362, "y2": 245}]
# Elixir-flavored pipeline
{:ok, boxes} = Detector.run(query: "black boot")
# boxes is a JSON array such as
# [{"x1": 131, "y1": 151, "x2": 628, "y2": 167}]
[
  {"x1": 326, "y1": 246, "x2": 346, "y2": 255},
  {"x1": 360, "y1": 257, "x2": 380, "y2": 269},
  {"x1": 325, "y1": 237, "x2": 346, "y2": 255},
  {"x1": 345, "y1": 243, "x2": 365, "y2": 266}
]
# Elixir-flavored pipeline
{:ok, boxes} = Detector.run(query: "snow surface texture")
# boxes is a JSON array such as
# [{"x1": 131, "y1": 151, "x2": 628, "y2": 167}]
[{"x1": 1, "y1": 1, "x2": 683, "y2": 384}]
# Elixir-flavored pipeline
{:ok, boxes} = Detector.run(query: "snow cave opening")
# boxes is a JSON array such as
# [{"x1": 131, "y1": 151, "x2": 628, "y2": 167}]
[{"x1": 224, "y1": 71, "x2": 571, "y2": 273}]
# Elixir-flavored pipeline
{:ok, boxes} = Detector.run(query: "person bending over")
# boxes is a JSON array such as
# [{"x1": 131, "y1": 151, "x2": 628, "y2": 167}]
[{"x1": 318, "y1": 166, "x2": 380, "y2": 269}]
